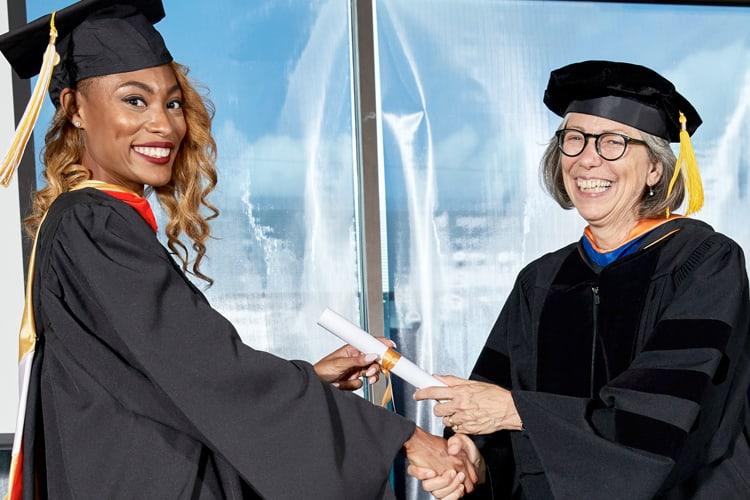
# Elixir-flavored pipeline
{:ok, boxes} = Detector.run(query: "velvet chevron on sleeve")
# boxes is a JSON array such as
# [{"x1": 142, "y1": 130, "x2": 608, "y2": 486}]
[
  {"x1": 469, "y1": 218, "x2": 750, "y2": 499},
  {"x1": 29, "y1": 189, "x2": 415, "y2": 500}
]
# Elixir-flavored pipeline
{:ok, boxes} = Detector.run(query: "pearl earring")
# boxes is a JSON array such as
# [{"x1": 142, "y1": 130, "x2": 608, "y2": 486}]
[
  {"x1": 648, "y1": 185, "x2": 654, "y2": 197},
  {"x1": 74, "y1": 120, "x2": 81, "y2": 128}
]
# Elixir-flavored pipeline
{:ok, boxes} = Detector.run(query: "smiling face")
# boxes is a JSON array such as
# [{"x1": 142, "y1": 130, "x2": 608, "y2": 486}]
[
  {"x1": 560, "y1": 112, "x2": 663, "y2": 231},
  {"x1": 64, "y1": 64, "x2": 187, "y2": 194}
]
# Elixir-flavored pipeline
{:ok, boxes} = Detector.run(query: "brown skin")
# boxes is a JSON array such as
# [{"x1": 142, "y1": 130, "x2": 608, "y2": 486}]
[
  {"x1": 59, "y1": 65, "x2": 187, "y2": 195},
  {"x1": 313, "y1": 339, "x2": 396, "y2": 390}
]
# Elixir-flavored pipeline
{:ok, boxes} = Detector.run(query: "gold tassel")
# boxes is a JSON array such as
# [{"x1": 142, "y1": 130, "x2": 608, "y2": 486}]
[
  {"x1": 666, "y1": 112, "x2": 704, "y2": 217},
  {"x1": 0, "y1": 12, "x2": 59, "y2": 187}
]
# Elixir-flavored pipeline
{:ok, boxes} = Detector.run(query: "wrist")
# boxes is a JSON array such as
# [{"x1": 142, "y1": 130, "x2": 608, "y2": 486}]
[
  {"x1": 404, "y1": 426, "x2": 426, "y2": 454},
  {"x1": 506, "y1": 390, "x2": 523, "y2": 431}
]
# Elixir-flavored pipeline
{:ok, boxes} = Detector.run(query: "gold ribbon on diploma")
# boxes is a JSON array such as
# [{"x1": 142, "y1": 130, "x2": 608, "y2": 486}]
[{"x1": 379, "y1": 348, "x2": 401, "y2": 408}]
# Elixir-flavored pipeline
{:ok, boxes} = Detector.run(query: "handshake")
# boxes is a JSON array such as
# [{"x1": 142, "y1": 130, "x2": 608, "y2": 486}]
[
  {"x1": 314, "y1": 333, "x2": 522, "y2": 498},
  {"x1": 403, "y1": 427, "x2": 486, "y2": 499}
]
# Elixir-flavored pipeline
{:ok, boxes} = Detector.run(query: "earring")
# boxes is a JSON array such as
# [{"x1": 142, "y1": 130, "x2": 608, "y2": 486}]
[
  {"x1": 648, "y1": 185, "x2": 654, "y2": 197},
  {"x1": 73, "y1": 120, "x2": 81, "y2": 128}
]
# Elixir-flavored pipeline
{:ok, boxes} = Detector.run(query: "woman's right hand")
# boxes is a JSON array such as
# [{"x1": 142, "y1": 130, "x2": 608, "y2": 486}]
[
  {"x1": 313, "y1": 337, "x2": 395, "y2": 390},
  {"x1": 407, "y1": 434, "x2": 485, "y2": 499}
]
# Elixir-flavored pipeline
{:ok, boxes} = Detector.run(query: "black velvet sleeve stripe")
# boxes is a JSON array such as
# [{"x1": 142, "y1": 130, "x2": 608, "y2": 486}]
[
  {"x1": 644, "y1": 318, "x2": 731, "y2": 353},
  {"x1": 598, "y1": 386, "x2": 700, "y2": 432},
  {"x1": 471, "y1": 347, "x2": 512, "y2": 387},
  {"x1": 628, "y1": 348, "x2": 723, "y2": 377},
  {"x1": 612, "y1": 408, "x2": 688, "y2": 460},
  {"x1": 607, "y1": 368, "x2": 711, "y2": 404},
  {"x1": 673, "y1": 234, "x2": 724, "y2": 286}
]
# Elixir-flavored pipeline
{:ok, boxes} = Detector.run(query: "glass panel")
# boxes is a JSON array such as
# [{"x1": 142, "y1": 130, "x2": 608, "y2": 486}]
[
  {"x1": 374, "y1": 0, "x2": 750, "y2": 497},
  {"x1": 27, "y1": 0, "x2": 361, "y2": 361}
]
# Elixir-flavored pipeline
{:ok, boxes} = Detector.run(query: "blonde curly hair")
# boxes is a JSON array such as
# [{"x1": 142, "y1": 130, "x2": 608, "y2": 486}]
[{"x1": 25, "y1": 61, "x2": 219, "y2": 285}]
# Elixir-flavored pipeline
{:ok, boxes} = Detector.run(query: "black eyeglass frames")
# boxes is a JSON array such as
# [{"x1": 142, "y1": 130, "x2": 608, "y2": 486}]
[{"x1": 555, "y1": 128, "x2": 647, "y2": 161}]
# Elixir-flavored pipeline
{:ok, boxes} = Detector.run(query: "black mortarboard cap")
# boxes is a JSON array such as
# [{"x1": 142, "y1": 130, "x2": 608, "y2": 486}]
[
  {"x1": 0, "y1": 0, "x2": 172, "y2": 106},
  {"x1": 543, "y1": 60, "x2": 701, "y2": 142}
]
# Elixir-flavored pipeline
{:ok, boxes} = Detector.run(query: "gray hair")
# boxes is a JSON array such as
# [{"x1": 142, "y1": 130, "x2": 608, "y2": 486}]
[{"x1": 540, "y1": 116, "x2": 685, "y2": 218}]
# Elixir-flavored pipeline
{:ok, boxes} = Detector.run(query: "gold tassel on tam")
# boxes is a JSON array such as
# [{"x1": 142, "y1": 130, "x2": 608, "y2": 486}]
[
  {"x1": 0, "y1": 13, "x2": 59, "y2": 187},
  {"x1": 666, "y1": 112, "x2": 704, "y2": 217}
]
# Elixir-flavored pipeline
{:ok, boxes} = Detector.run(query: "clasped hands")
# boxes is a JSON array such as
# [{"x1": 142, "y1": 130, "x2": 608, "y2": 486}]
[
  {"x1": 407, "y1": 375, "x2": 523, "y2": 499},
  {"x1": 314, "y1": 346, "x2": 522, "y2": 498},
  {"x1": 314, "y1": 343, "x2": 480, "y2": 494}
]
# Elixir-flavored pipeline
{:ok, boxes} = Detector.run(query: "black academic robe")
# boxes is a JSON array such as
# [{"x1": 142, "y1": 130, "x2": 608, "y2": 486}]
[
  {"x1": 467, "y1": 217, "x2": 750, "y2": 499},
  {"x1": 23, "y1": 188, "x2": 415, "y2": 499}
]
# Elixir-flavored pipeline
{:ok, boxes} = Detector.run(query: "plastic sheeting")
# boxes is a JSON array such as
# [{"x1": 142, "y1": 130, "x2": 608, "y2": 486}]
[{"x1": 375, "y1": 1, "x2": 750, "y2": 497}]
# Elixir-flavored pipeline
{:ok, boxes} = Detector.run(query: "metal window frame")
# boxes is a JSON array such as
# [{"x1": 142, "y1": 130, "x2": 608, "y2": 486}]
[{"x1": 351, "y1": 0, "x2": 385, "y2": 340}]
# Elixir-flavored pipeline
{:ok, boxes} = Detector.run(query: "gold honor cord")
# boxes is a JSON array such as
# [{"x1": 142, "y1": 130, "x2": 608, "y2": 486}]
[
  {"x1": 379, "y1": 348, "x2": 402, "y2": 408},
  {"x1": 17, "y1": 215, "x2": 46, "y2": 360},
  {"x1": 9, "y1": 178, "x2": 146, "y2": 500},
  {"x1": 19, "y1": 180, "x2": 140, "y2": 361},
  {"x1": 0, "y1": 12, "x2": 60, "y2": 187},
  {"x1": 70, "y1": 178, "x2": 143, "y2": 196}
]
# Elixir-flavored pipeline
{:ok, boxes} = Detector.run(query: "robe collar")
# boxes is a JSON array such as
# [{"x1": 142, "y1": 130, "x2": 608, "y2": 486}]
[
  {"x1": 582, "y1": 216, "x2": 681, "y2": 267},
  {"x1": 72, "y1": 179, "x2": 158, "y2": 233}
]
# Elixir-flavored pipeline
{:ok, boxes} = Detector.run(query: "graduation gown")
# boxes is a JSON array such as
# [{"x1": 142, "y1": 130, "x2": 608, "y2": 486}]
[
  {"x1": 468, "y1": 217, "x2": 750, "y2": 499},
  {"x1": 23, "y1": 188, "x2": 415, "y2": 499}
]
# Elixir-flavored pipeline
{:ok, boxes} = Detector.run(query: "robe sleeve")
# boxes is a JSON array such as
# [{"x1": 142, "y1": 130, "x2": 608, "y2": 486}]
[
  {"x1": 465, "y1": 275, "x2": 532, "y2": 498},
  {"x1": 512, "y1": 235, "x2": 750, "y2": 499},
  {"x1": 45, "y1": 200, "x2": 415, "y2": 499}
]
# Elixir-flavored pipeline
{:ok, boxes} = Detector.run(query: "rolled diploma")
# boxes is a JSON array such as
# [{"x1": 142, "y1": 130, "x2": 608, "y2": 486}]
[{"x1": 317, "y1": 308, "x2": 446, "y2": 389}]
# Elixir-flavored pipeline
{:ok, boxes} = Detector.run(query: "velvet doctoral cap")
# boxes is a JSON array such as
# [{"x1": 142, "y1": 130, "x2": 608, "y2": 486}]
[
  {"x1": 543, "y1": 60, "x2": 701, "y2": 142},
  {"x1": 0, "y1": 0, "x2": 172, "y2": 106}
]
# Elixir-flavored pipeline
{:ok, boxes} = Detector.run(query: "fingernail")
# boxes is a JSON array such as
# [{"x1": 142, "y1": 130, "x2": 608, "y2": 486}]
[
  {"x1": 457, "y1": 472, "x2": 465, "y2": 481},
  {"x1": 388, "y1": 340, "x2": 397, "y2": 348},
  {"x1": 332, "y1": 382, "x2": 339, "y2": 387},
  {"x1": 364, "y1": 353, "x2": 378, "y2": 363},
  {"x1": 365, "y1": 366, "x2": 378, "y2": 377}
]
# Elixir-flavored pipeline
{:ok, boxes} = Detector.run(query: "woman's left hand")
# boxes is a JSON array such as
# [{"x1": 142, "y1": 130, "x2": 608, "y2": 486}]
[
  {"x1": 413, "y1": 375, "x2": 523, "y2": 434},
  {"x1": 314, "y1": 338, "x2": 395, "y2": 391}
]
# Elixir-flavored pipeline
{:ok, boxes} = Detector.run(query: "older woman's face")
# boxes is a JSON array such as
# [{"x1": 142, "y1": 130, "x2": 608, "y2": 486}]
[
  {"x1": 561, "y1": 112, "x2": 662, "y2": 227},
  {"x1": 71, "y1": 64, "x2": 186, "y2": 194}
]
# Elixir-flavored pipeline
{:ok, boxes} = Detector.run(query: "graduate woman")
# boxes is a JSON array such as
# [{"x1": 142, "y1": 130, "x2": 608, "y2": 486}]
[
  {"x1": 410, "y1": 61, "x2": 750, "y2": 499},
  {"x1": 0, "y1": 1, "x2": 477, "y2": 498}
]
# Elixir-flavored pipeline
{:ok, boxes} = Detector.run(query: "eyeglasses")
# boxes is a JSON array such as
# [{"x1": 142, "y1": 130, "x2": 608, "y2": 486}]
[{"x1": 555, "y1": 129, "x2": 647, "y2": 161}]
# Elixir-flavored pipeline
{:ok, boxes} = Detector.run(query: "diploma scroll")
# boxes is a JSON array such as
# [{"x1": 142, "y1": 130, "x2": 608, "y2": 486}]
[{"x1": 317, "y1": 308, "x2": 446, "y2": 389}]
